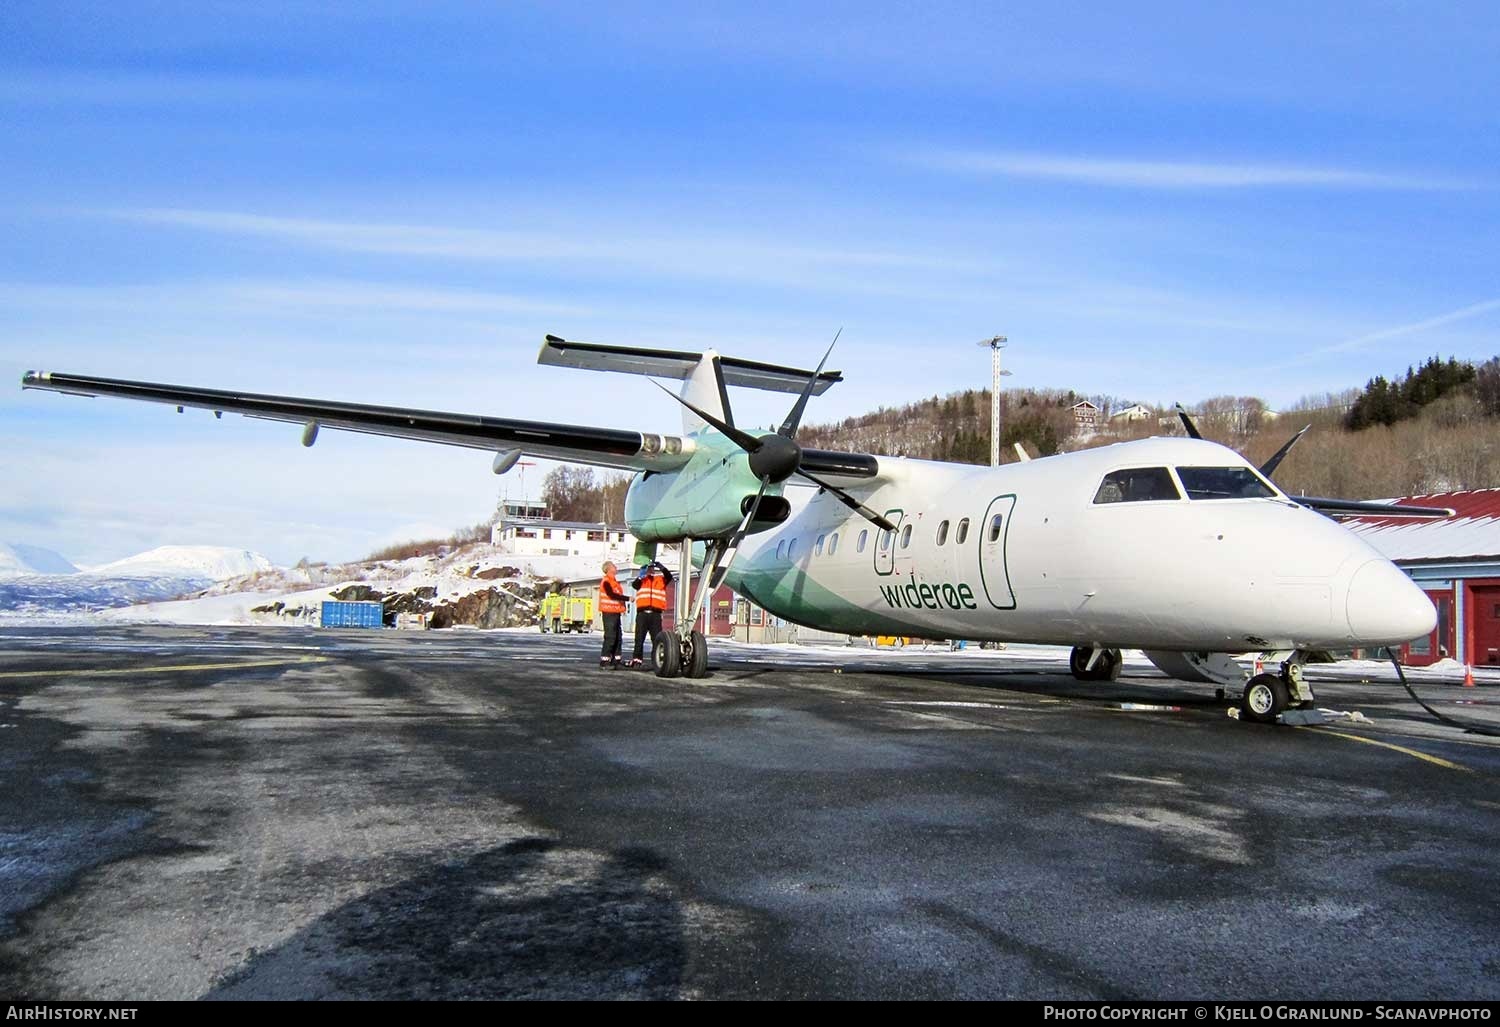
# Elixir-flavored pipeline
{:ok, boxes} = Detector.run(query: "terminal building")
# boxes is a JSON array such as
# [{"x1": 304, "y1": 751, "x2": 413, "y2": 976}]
[
  {"x1": 489, "y1": 500, "x2": 636, "y2": 564},
  {"x1": 1346, "y1": 488, "x2": 1500, "y2": 668}
]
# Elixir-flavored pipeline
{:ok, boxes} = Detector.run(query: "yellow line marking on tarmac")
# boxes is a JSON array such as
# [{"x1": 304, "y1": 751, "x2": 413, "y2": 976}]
[
  {"x1": 0, "y1": 655, "x2": 331, "y2": 679},
  {"x1": 1302, "y1": 727, "x2": 1471, "y2": 773}
]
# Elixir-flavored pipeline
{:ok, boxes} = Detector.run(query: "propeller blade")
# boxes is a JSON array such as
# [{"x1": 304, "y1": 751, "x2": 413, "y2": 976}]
[
  {"x1": 1174, "y1": 403, "x2": 1203, "y2": 440},
  {"x1": 1293, "y1": 495, "x2": 1454, "y2": 520},
  {"x1": 709, "y1": 478, "x2": 770, "y2": 591},
  {"x1": 777, "y1": 328, "x2": 840, "y2": 439},
  {"x1": 711, "y1": 354, "x2": 736, "y2": 429},
  {"x1": 649, "y1": 378, "x2": 763, "y2": 453},
  {"x1": 797, "y1": 470, "x2": 896, "y2": 531},
  {"x1": 1258, "y1": 425, "x2": 1311, "y2": 478}
]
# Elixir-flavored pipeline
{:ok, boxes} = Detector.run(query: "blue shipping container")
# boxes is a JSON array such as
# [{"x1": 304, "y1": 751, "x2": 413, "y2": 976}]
[{"x1": 320, "y1": 600, "x2": 385, "y2": 628}]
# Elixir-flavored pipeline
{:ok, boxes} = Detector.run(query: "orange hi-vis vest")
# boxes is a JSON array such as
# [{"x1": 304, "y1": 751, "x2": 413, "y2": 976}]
[
  {"x1": 598, "y1": 572, "x2": 627, "y2": 614},
  {"x1": 635, "y1": 570, "x2": 668, "y2": 611}
]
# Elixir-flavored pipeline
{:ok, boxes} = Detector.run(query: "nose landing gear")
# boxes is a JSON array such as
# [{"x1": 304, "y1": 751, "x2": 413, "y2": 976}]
[{"x1": 1238, "y1": 652, "x2": 1314, "y2": 724}]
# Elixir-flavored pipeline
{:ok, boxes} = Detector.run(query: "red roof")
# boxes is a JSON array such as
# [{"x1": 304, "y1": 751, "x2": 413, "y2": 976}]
[{"x1": 1346, "y1": 488, "x2": 1500, "y2": 563}]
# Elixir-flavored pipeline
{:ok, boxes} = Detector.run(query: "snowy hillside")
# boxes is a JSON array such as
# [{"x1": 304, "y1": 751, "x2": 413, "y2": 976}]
[
  {"x1": 83, "y1": 546, "x2": 275, "y2": 581},
  {"x1": 0, "y1": 544, "x2": 276, "y2": 620},
  {"x1": 0, "y1": 543, "x2": 79, "y2": 578},
  {"x1": 0, "y1": 539, "x2": 648, "y2": 626},
  {"x1": 96, "y1": 543, "x2": 621, "y2": 628}
]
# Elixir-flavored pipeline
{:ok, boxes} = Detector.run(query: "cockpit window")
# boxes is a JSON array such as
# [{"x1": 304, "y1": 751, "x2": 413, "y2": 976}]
[
  {"x1": 1093, "y1": 467, "x2": 1181, "y2": 504},
  {"x1": 1176, "y1": 466, "x2": 1276, "y2": 501}
]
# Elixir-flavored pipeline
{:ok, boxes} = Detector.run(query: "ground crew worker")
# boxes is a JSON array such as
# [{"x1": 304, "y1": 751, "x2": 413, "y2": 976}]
[
  {"x1": 597, "y1": 561, "x2": 628, "y2": 668},
  {"x1": 628, "y1": 560, "x2": 674, "y2": 668}
]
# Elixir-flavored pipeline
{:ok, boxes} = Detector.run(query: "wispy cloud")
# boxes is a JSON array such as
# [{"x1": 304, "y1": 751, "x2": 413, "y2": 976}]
[
  {"x1": 108, "y1": 206, "x2": 982, "y2": 271},
  {"x1": 1289, "y1": 296, "x2": 1500, "y2": 364},
  {"x1": 904, "y1": 149, "x2": 1476, "y2": 191},
  {"x1": 98, "y1": 207, "x2": 996, "y2": 301},
  {"x1": 0, "y1": 71, "x2": 364, "y2": 106},
  {"x1": 0, "y1": 279, "x2": 582, "y2": 318}
]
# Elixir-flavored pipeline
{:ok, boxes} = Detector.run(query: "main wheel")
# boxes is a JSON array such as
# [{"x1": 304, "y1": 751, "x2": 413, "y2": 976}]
[
  {"x1": 654, "y1": 629, "x2": 681, "y2": 677},
  {"x1": 1096, "y1": 647, "x2": 1122, "y2": 681},
  {"x1": 684, "y1": 629, "x2": 709, "y2": 678},
  {"x1": 1069, "y1": 646, "x2": 1122, "y2": 681},
  {"x1": 1069, "y1": 646, "x2": 1092, "y2": 679},
  {"x1": 1241, "y1": 673, "x2": 1290, "y2": 724}
]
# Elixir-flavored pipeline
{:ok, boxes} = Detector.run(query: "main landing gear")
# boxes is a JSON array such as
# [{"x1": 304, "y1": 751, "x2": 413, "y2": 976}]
[
  {"x1": 654, "y1": 627, "x2": 709, "y2": 678},
  {"x1": 653, "y1": 537, "x2": 720, "y2": 679},
  {"x1": 1069, "y1": 645, "x2": 1122, "y2": 682},
  {"x1": 1238, "y1": 651, "x2": 1316, "y2": 725}
]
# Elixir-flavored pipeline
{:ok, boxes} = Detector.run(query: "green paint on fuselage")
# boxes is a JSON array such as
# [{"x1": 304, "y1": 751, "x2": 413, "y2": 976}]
[{"x1": 725, "y1": 561, "x2": 927, "y2": 637}]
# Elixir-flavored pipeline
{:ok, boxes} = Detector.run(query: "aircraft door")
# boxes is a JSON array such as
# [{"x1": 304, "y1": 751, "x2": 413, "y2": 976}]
[
  {"x1": 978, "y1": 495, "x2": 1017, "y2": 610},
  {"x1": 873, "y1": 509, "x2": 903, "y2": 577}
]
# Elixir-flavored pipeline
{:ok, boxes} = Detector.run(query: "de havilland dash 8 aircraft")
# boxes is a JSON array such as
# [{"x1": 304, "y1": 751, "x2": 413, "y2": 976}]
[{"x1": 22, "y1": 335, "x2": 1451, "y2": 724}]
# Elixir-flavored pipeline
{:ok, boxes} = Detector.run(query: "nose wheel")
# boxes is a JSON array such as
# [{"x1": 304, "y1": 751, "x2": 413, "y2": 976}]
[
  {"x1": 1241, "y1": 673, "x2": 1291, "y2": 723},
  {"x1": 1238, "y1": 652, "x2": 1314, "y2": 724}
]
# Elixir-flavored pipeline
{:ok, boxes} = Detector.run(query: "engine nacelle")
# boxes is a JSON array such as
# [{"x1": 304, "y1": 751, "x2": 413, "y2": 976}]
[{"x1": 624, "y1": 444, "x2": 783, "y2": 542}]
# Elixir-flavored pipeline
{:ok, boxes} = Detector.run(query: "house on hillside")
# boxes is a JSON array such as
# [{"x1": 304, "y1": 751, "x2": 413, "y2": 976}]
[
  {"x1": 1110, "y1": 403, "x2": 1154, "y2": 423},
  {"x1": 1071, "y1": 400, "x2": 1102, "y2": 436}
]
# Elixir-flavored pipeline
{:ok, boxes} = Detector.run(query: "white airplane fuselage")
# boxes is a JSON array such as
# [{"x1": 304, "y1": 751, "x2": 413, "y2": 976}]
[{"x1": 721, "y1": 436, "x2": 1435, "y2": 653}]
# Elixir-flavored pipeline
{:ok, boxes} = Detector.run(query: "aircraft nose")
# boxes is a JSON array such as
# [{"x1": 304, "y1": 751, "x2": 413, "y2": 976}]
[{"x1": 1345, "y1": 559, "x2": 1436, "y2": 645}]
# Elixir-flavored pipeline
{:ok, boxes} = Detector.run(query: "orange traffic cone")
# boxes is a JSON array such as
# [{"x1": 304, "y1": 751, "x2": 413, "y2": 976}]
[{"x1": 1463, "y1": 665, "x2": 1475, "y2": 688}]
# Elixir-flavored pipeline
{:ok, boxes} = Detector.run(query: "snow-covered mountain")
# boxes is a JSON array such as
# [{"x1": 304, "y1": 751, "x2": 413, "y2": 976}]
[
  {"x1": 0, "y1": 544, "x2": 276, "y2": 619},
  {"x1": 0, "y1": 543, "x2": 79, "y2": 578},
  {"x1": 83, "y1": 546, "x2": 275, "y2": 581}
]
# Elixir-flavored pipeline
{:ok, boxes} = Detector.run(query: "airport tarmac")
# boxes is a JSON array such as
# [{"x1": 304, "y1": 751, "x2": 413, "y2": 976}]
[{"x1": 1, "y1": 625, "x2": 1498, "y2": 1000}]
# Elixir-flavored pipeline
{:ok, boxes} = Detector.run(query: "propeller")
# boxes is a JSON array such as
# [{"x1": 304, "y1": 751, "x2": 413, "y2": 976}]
[{"x1": 652, "y1": 332, "x2": 895, "y2": 536}]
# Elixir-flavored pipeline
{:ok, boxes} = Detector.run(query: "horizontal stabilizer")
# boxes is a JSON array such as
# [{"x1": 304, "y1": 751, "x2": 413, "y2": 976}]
[{"x1": 540, "y1": 335, "x2": 841, "y2": 396}]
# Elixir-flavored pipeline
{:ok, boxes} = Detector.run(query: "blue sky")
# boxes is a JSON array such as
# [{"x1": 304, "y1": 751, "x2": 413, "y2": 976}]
[{"x1": 2, "y1": 1, "x2": 1497, "y2": 565}]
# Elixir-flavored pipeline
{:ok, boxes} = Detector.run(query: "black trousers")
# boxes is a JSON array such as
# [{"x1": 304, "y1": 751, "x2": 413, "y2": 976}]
[
  {"x1": 600, "y1": 613, "x2": 622, "y2": 662},
  {"x1": 633, "y1": 608, "x2": 663, "y2": 660}
]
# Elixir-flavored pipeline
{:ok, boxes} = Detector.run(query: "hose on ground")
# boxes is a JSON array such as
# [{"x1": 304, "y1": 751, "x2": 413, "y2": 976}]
[{"x1": 1384, "y1": 647, "x2": 1500, "y2": 738}]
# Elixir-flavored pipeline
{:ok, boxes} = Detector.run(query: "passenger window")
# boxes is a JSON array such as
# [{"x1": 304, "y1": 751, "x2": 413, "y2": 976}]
[
  {"x1": 956, "y1": 518, "x2": 969, "y2": 545},
  {"x1": 815, "y1": 534, "x2": 826, "y2": 556},
  {"x1": 1175, "y1": 466, "x2": 1276, "y2": 501},
  {"x1": 788, "y1": 538, "x2": 798, "y2": 559},
  {"x1": 829, "y1": 532, "x2": 839, "y2": 556},
  {"x1": 988, "y1": 513, "x2": 1003, "y2": 542},
  {"x1": 900, "y1": 525, "x2": 913, "y2": 549},
  {"x1": 935, "y1": 520, "x2": 949, "y2": 546},
  {"x1": 857, "y1": 529, "x2": 868, "y2": 553},
  {"x1": 1093, "y1": 467, "x2": 1181, "y2": 504},
  {"x1": 880, "y1": 530, "x2": 891, "y2": 552},
  {"x1": 776, "y1": 539, "x2": 785, "y2": 559}
]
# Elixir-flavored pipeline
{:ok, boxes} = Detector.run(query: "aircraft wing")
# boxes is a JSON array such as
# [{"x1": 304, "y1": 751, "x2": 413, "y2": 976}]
[{"x1": 20, "y1": 370, "x2": 696, "y2": 473}]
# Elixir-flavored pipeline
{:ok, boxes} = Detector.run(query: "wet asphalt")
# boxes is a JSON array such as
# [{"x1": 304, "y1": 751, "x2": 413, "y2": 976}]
[{"x1": 1, "y1": 625, "x2": 1497, "y2": 1000}]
